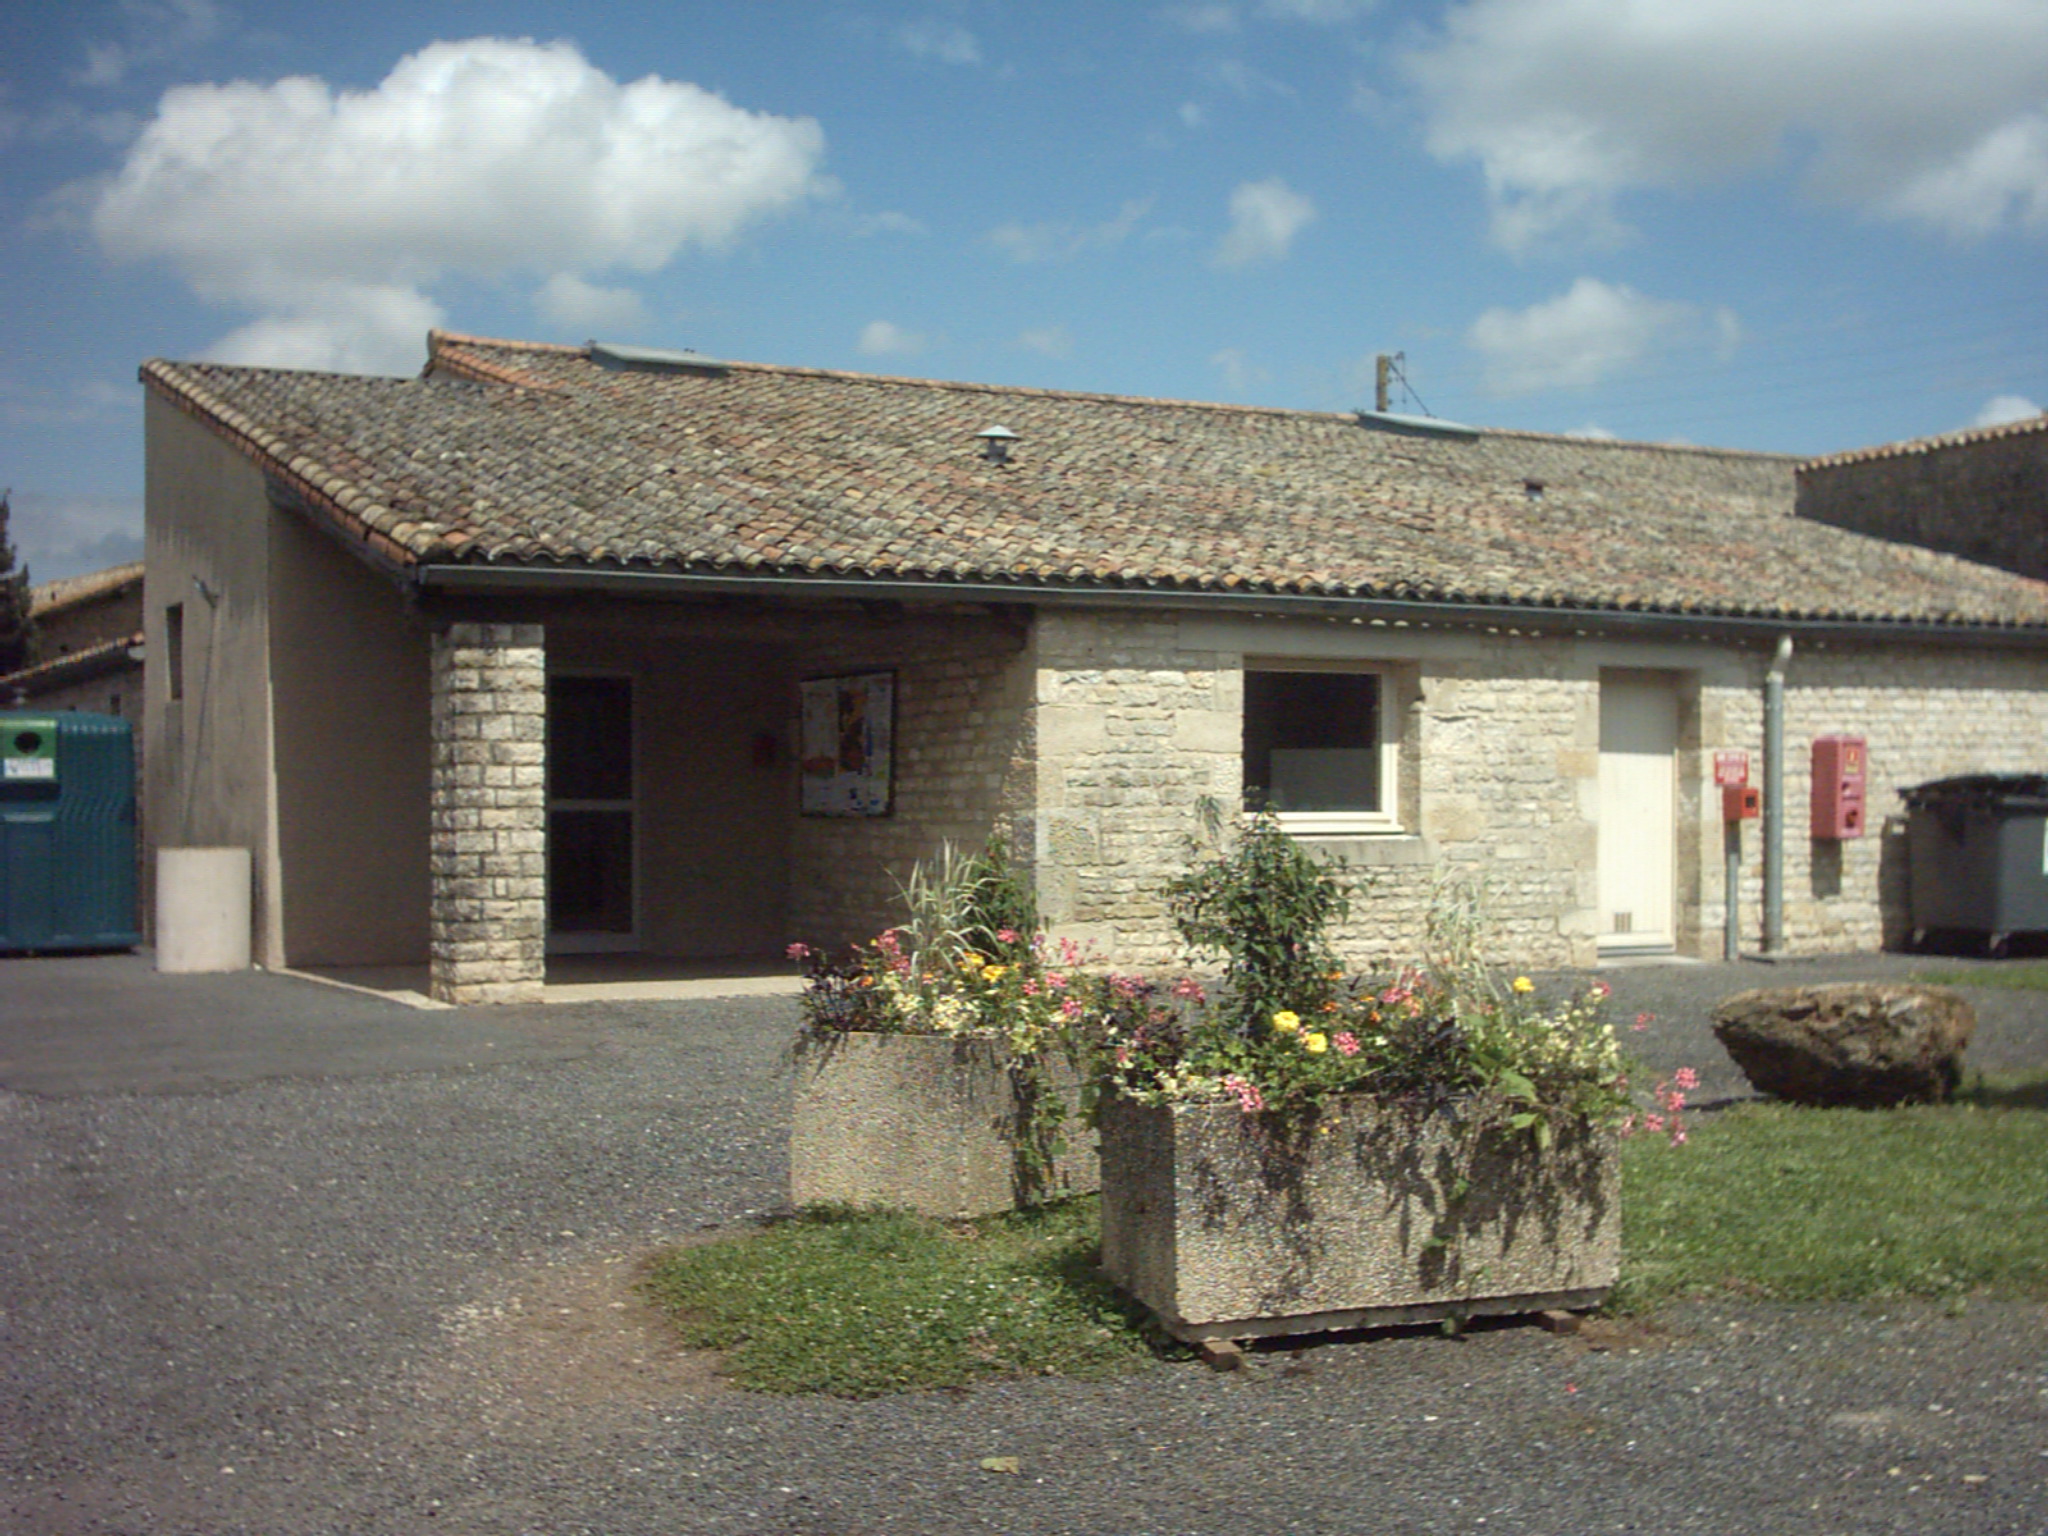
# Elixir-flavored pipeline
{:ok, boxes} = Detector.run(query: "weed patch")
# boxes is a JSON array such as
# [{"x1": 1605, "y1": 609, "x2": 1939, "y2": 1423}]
[{"x1": 641, "y1": 1200, "x2": 1172, "y2": 1396}]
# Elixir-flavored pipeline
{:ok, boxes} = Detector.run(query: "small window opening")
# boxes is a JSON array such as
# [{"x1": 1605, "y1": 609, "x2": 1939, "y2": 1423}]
[
  {"x1": 1244, "y1": 670, "x2": 1385, "y2": 818},
  {"x1": 165, "y1": 603, "x2": 184, "y2": 702}
]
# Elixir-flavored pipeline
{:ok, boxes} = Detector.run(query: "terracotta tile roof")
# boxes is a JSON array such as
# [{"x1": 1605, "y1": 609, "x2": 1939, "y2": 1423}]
[
  {"x1": 1, "y1": 631, "x2": 143, "y2": 695},
  {"x1": 1803, "y1": 410, "x2": 2048, "y2": 472},
  {"x1": 29, "y1": 562, "x2": 144, "y2": 619},
  {"x1": 137, "y1": 333, "x2": 2048, "y2": 631}
]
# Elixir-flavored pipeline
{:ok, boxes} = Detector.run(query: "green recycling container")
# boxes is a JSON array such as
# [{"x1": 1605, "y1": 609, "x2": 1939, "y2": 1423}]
[{"x1": 0, "y1": 710, "x2": 140, "y2": 952}]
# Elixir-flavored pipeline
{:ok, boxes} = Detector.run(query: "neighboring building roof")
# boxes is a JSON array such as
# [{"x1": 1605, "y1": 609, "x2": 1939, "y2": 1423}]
[
  {"x1": 29, "y1": 561, "x2": 144, "y2": 619},
  {"x1": 1, "y1": 631, "x2": 143, "y2": 697},
  {"x1": 138, "y1": 332, "x2": 2048, "y2": 632},
  {"x1": 1804, "y1": 411, "x2": 2048, "y2": 473}
]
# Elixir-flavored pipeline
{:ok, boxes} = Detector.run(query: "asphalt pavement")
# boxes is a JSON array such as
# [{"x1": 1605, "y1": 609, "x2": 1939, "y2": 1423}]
[{"x1": 3, "y1": 948, "x2": 2045, "y2": 1535}]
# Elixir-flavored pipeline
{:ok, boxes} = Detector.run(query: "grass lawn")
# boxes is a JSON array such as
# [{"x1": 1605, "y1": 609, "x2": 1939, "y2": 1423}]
[
  {"x1": 1913, "y1": 960, "x2": 2048, "y2": 991},
  {"x1": 643, "y1": 1074, "x2": 2048, "y2": 1395},
  {"x1": 1613, "y1": 1073, "x2": 2048, "y2": 1309}
]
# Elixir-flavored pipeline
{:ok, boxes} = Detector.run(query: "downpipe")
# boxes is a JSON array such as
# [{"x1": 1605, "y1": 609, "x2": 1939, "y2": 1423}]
[{"x1": 1763, "y1": 635, "x2": 1794, "y2": 954}]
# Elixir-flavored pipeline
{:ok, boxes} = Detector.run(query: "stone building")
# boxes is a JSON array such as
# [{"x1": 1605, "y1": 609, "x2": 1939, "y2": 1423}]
[
  {"x1": 1799, "y1": 412, "x2": 2048, "y2": 582},
  {"x1": 2, "y1": 561, "x2": 145, "y2": 718},
  {"x1": 140, "y1": 332, "x2": 2048, "y2": 1003}
]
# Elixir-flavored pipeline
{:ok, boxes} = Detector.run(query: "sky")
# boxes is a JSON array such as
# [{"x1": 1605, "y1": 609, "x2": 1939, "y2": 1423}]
[{"x1": 3, "y1": 0, "x2": 2046, "y2": 581}]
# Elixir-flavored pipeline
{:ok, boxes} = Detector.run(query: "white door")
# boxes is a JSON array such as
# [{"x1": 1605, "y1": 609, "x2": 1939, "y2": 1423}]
[{"x1": 1598, "y1": 673, "x2": 1677, "y2": 953}]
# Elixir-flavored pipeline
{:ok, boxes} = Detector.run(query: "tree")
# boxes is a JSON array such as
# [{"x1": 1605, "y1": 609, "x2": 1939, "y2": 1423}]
[{"x1": 0, "y1": 489, "x2": 33, "y2": 675}]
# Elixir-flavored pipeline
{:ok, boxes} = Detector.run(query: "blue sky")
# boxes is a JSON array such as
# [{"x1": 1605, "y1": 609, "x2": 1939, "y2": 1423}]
[{"x1": 4, "y1": 0, "x2": 2046, "y2": 580}]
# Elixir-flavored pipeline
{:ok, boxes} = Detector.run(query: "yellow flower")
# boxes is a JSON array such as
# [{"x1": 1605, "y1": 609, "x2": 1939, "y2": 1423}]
[
  {"x1": 982, "y1": 964, "x2": 1008, "y2": 982},
  {"x1": 960, "y1": 953, "x2": 984, "y2": 972},
  {"x1": 1271, "y1": 1010, "x2": 1301, "y2": 1034},
  {"x1": 1512, "y1": 976, "x2": 1535, "y2": 994},
  {"x1": 1304, "y1": 1032, "x2": 1329, "y2": 1054}
]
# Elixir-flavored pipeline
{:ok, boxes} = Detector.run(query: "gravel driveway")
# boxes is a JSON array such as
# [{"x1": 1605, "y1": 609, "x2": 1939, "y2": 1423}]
[{"x1": 3, "y1": 953, "x2": 2045, "y2": 1535}]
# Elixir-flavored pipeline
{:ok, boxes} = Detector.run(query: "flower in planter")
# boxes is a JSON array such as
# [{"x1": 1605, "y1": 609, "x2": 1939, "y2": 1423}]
[{"x1": 1098, "y1": 809, "x2": 1648, "y2": 1148}]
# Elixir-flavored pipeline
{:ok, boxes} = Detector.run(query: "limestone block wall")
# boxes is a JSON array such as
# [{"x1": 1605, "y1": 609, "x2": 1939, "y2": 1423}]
[
  {"x1": 1030, "y1": 609, "x2": 2048, "y2": 971},
  {"x1": 786, "y1": 611, "x2": 1035, "y2": 951},
  {"x1": 1731, "y1": 645, "x2": 2048, "y2": 953},
  {"x1": 428, "y1": 623, "x2": 546, "y2": 1005},
  {"x1": 1030, "y1": 611, "x2": 1616, "y2": 971}
]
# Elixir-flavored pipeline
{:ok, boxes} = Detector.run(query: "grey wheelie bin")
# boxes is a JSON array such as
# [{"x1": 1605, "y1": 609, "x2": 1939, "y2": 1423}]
[{"x1": 1900, "y1": 773, "x2": 2048, "y2": 956}]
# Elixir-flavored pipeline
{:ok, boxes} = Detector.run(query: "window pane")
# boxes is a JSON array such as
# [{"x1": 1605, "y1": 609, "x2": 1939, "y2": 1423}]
[
  {"x1": 548, "y1": 809, "x2": 633, "y2": 932},
  {"x1": 548, "y1": 676, "x2": 632, "y2": 801},
  {"x1": 1244, "y1": 671, "x2": 1381, "y2": 813}
]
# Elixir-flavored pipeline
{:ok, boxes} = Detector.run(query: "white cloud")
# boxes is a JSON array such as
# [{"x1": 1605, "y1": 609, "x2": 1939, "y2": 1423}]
[
  {"x1": 854, "y1": 210, "x2": 928, "y2": 237},
  {"x1": 88, "y1": 37, "x2": 827, "y2": 374},
  {"x1": 1163, "y1": 0, "x2": 1373, "y2": 24},
  {"x1": 1211, "y1": 347, "x2": 1271, "y2": 392},
  {"x1": 75, "y1": 0, "x2": 224, "y2": 89},
  {"x1": 203, "y1": 284, "x2": 444, "y2": 374},
  {"x1": 1016, "y1": 325, "x2": 1074, "y2": 358},
  {"x1": 1466, "y1": 277, "x2": 1704, "y2": 395},
  {"x1": 897, "y1": 20, "x2": 982, "y2": 65},
  {"x1": 1258, "y1": 0, "x2": 1375, "y2": 20},
  {"x1": 4, "y1": 491, "x2": 144, "y2": 584},
  {"x1": 533, "y1": 274, "x2": 648, "y2": 336},
  {"x1": 858, "y1": 320, "x2": 926, "y2": 356},
  {"x1": 1161, "y1": 2, "x2": 1240, "y2": 30},
  {"x1": 1179, "y1": 102, "x2": 1207, "y2": 129},
  {"x1": 1405, "y1": 0, "x2": 2048, "y2": 251},
  {"x1": 1213, "y1": 178, "x2": 1315, "y2": 268},
  {"x1": 1972, "y1": 393, "x2": 2044, "y2": 427},
  {"x1": 988, "y1": 198, "x2": 1151, "y2": 263},
  {"x1": 1565, "y1": 422, "x2": 1619, "y2": 440}
]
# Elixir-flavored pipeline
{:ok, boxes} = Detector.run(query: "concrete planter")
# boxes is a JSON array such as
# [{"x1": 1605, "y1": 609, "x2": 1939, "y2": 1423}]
[
  {"x1": 1099, "y1": 1094, "x2": 1619, "y2": 1343},
  {"x1": 790, "y1": 1032, "x2": 1099, "y2": 1218}
]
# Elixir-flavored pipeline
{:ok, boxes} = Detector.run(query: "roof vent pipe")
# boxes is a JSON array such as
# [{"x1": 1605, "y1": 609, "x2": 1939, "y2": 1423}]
[
  {"x1": 1763, "y1": 634, "x2": 1794, "y2": 953},
  {"x1": 975, "y1": 425, "x2": 1019, "y2": 465}
]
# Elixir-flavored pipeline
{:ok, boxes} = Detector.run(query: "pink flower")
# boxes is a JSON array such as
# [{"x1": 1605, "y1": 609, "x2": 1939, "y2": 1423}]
[
  {"x1": 786, "y1": 942, "x2": 811, "y2": 960},
  {"x1": 996, "y1": 928, "x2": 1020, "y2": 944},
  {"x1": 1021, "y1": 979, "x2": 1039, "y2": 997},
  {"x1": 1170, "y1": 976, "x2": 1207, "y2": 1003},
  {"x1": 1060, "y1": 998, "x2": 1084, "y2": 1020},
  {"x1": 1223, "y1": 1074, "x2": 1265, "y2": 1114},
  {"x1": 1631, "y1": 1012, "x2": 1653, "y2": 1032},
  {"x1": 1590, "y1": 980, "x2": 1611, "y2": 999},
  {"x1": 1643, "y1": 1112, "x2": 1666, "y2": 1134},
  {"x1": 1115, "y1": 1046, "x2": 1131, "y2": 1067},
  {"x1": 1334, "y1": 1032, "x2": 1361, "y2": 1057},
  {"x1": 1673, "y1": 1067, "x2": 1700, "y2": 1092},
  {"x1": 1046, "y1": 973, "x2": 1068, "y2": 991},
  {"x1": 1672, "y1": 1129, "x2": 1689, "y2": 1145}
]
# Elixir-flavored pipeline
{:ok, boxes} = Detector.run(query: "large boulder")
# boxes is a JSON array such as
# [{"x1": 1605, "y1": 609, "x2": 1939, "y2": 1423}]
[{"x1": 1710, "y1": 983, "x2": 1975, "y2": 1107}]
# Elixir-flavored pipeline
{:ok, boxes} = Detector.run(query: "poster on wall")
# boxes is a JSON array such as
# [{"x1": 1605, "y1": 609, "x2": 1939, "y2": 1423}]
[{"x1": 799, "y1": 670, "x2": 895, "y2": 816}]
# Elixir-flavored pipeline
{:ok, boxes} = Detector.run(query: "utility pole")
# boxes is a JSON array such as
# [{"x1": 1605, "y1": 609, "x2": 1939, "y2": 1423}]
[{"x1": 1374, "y1": 354, "x2": 1391, "y2": 414}]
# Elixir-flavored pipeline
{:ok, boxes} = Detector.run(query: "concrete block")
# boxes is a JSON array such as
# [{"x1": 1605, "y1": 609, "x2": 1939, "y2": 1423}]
[
  {"x1": 1099, "y1": 1096, "x2": 1618, "y2": 1342},
  {"x1": 790, "y1": 1032, "x2": 1098, "y2": 1218}
]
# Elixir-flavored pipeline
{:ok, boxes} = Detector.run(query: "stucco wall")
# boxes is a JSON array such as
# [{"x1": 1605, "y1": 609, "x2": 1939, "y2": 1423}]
[
  {"x1": 268, "y1": 511, "x2": 431, "y2": 967},
  {"x1": 1029, "y1": 608, "x2": 2048, "y2": 972},
  {"x1": 142, "y1": 395, "x2": 282, "y2": 963},
  {"x1": 1798, "y1": 427, "x2": 2048, "y2": 581},
  {"x1": 787, "y1": 610, "x2": 1035, "y2": 952}
]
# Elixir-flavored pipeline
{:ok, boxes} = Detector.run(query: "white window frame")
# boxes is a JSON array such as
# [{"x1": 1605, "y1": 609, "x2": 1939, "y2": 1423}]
[{"x1": 1242, "y1": 658, "x2": 1401, "y2": 836}]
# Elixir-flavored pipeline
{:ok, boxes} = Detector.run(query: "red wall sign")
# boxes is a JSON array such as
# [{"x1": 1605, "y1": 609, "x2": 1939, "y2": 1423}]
[{"x1": 1713, "y1": 750, "x2": 1750, "y2": 788}]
